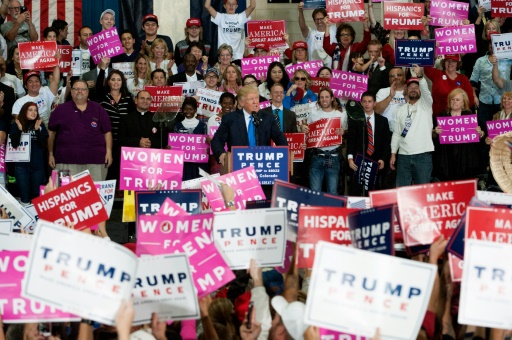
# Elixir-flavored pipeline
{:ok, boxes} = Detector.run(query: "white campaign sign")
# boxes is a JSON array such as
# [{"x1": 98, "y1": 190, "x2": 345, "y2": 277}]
[
  {"x1": 112, "y1": 62, "x2": 134, "y2": 79},
  {"x1": 213, "y1": 208, "x2": 287, "y2": 269},
  {"x1": 22, "y1": 221, "x2": 138, "y2": 325},
  {"x1": 5, "y1": 134, "x2": 30, "y2": 162},
  {"x1": 459, "y1": 239, "x2": 512, "y2": 329},
  {"x1": 196, "y1": 87, "x2": 222, "y2": 118},
  {"x1": 305, "y1": 241, "x2": 436, "y2": 339},
  {"x1": 0, "y1": 220, "x2": 13, "y2": 233},
  {"x1": 0, "y1": 186, "x2": 34, "y2": 230},
  {"x1": 132, "y1": 254, "x2": 199, "y2": 325},
  {"x1": 491, "y1": 33, "x2": 512, "y2": 60},
  {"x1": 0, "y1": 230, "x2": 32, "y2": 251}
]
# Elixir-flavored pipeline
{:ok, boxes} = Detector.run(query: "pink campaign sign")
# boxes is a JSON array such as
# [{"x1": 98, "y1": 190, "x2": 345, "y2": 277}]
[
  {"x1": 209, "y1": 126, "x2": 227, "y2": 155},
  {"x1": 437, "y1": 114, "x2": 479, "y2": 144},
  {"x1": 319, "y1": 328, "x2": 367, "y2": 340},
  {"x1": 285, "y1": 60, "x2": 324, "y2": 79},
  {"x1": 429, "y1": 0, "x2": 469, "y2": 26},
  {"x1": 201, "y1": 167, "x2": 266, "y2": 211},
  {"x1": 0, "y1": 251, "x2": 79, "y2": 323},
  {"x1": 242, "y1": 56, "x2": 280, "y2": 79},
  {"x1": 119, "y1": 147, "x2": 184, "y2": 191},
  {"x1": 435, "y1": 25, "x2": 476, "y2": 55},
  {"x1": 330, "y1": 70, "x2": 369, "y2": 101},
  {"x1": 157, "y1": 198, "x2": 190, "y2": 217},
  {"x1": 0, "y1": 141, "x2": 5, "y2": 174},
  {"x1": 487, "y1": 119, "x2": 512, "y2": 139},
  {"x1": 86, "y1": 27, "x2": 123, "y2": 64},
  {"x1": 168, "y1": 133, "x2": 209, "y2": 163}
]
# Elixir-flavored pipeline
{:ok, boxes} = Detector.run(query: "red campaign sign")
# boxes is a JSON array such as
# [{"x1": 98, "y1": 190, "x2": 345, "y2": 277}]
[
  {"x1": 466, "y1": 206, "x2": 512, "y2": 243},
  {"x1": 273, "y1": 133, "x2": 306, "y2": 162},
  {"x1": 383, "y1": 2, "x2": 425, "y2": 30},
  {"x1": 246, "y1": 20, "x2": 286, "y2": 47},
  {"x1": 397, "y1": 180, "x2": 476, "y2": 247},
  {"x1": 32, "y1": 175, "x2": 109, "y2": 231},
  {"x1": 310, "y1": 77, "x2": 331, "y2": 94},
  {"x1": 306, "y1": 118, "x2": 342, "y2": 148},
  {"x1": 369, "y1": 188, "x2": 403, "y2": 243},
  {"x1": 326, "y1": 0, "x2": 365, "y2": 22},
  {"x1": 18, "y1": 41, "x2": 58, "y2": 70},
  {"x1": 297, "y1": 206, "x2": 359, "y2": 268},
  {"x1": 491, "y1": 0, "x2": 512, "y2": 17},
  {"x1": 144, "y1": 86, "x2": 183, "y2": 113},
  {"x1": 43, "y1": 45, "x2": 73, "y2": 73},
  {"x1": 448, "y1": 253, "x2": 463, "y2": 282}
]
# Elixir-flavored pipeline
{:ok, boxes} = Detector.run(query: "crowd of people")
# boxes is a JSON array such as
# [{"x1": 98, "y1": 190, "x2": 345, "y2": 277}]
[{"x1": 0, "y1": 0, "x2": 512, "y2": 338}]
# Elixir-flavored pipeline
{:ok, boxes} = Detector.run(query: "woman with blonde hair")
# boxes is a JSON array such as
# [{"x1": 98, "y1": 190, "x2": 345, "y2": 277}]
[
  {"x1": 149, "y1": 38, "x2": 177, "y2": 77},
  {"x1": 219, "y1": 64, "x2": 242, "y2": 95},
  {"x1": 284, "y1": 69, "x2": 318, "y2": 109},
  {"x1": 485, "y1": 91, "x2": 512, "y2": 145},
  {"x1": 215, "y1": 44, "x2": 234, "y2": 77},
  {"x1": 126, "y1": 54, "x2": 151, "y2": 97}
]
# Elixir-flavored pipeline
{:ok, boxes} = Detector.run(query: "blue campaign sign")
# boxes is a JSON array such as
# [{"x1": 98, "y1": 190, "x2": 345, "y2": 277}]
[
  {"x1": 353, "y1": 154, "x2": 379, "y2": 192},
  {"x1": 231, "y1": 146, "x2": 289, "y2": 186},
  {"x1": 348, "y1": 204, "x2": 395, "y2": 255},
  {"x1": 303, "y1": 0, "x2": 326, "y2": 9},
  {"x1": 395, "y1": 39, "x2": 436, "y2": 67},
  {"x1": 136, "y1": 190, "x2": 202, "y2": 218}
]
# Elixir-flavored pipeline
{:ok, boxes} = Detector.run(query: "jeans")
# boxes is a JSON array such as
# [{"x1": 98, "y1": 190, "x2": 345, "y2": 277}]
[
  {"x1": 396, "y1": 153, "x2": 432, "y2": 187},
  {"x1": 15, "y1": 165, "x2": 45, "y2": 204},
  {"x1": 309, "y1": 154, "x2": 341, "y2": 195}
]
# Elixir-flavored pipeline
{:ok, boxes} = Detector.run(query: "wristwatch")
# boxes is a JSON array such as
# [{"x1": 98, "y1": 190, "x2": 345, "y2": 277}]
[
  {"x1": 226, "y1": 201, "x2": 235, "y2": 208},
  {"x1": 81, "y1": 319, "x2": 94, "y2": 326}
]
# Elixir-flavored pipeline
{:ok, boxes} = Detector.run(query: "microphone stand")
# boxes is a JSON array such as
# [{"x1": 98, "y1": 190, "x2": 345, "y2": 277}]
[{"x1": 251, "y1": 111, "x2": 260, "y2": 146}]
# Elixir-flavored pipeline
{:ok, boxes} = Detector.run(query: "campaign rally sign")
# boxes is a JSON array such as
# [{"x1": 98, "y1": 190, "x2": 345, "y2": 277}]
[
  {"x1": 479, "y1": 0, "x2": 492, "y2": 11},
  {"x1": 435, "y1": 25, "x2": 476, "y2": 55},
  {"x1": 0, "y1": 220, "x2": 12, "y2": 233},
  {"x1": 305, "y1": 242, "x2": 437, "y2": 339},
  {"x1": 86, "y1": 27, "x2": 123, "y2": 64},
  {"x1": 196, "y1": 87, "x2": 222, "y2": 117},
  {"x1": 173, "y1": 81, "x2": 205, "y2": 97},
  {"x1": 397, "y1": 180, "x2": 476, "y2": 247},
  {"x1": 285, "y1": 133, "x2": 306, "y2": 162},
  {"x1": 353, "y1": 154, "x2": 379, "y2": 192},
  {"x1": 120, "y1": 147, "x2": 184, "y2": 191},
  {"x1": 271, "y1": 180, "x2": 347, "y2": 241},
  {"x1": 437, "y1": 114, "x2": 479, "y2": 144},
  {"x1": 491, "y1": 33, "x2": 512, "y2": 60},
  {"x1": 448, "y1": 253, "x2": 463, "y2": 282},
  {"x1": 459, "y1": 240, "x2": 512, "y2": 328},
  {"x1": 5, "y1": 134, "x2": 30, "y2": 162},
  {"x1": 347, "y1": 205, "x2": 394, "y2": 255},
  {"x1": 306, "y1": 117, "x2": 342, "y2": 148},
  {"x1": 487, "y1": 119, "x2": 512, "y2": 139},
  {"x1": 0, "y1": 250, "x2": 79, "y2": 323},
  {"x1": 41, "y1": 45, "x2": 73, "y2": 73},
  {"x1": 285, "y1": 60, "x2": 324, "y2": 79},
  {"x1": 144, "y1": 85, "x2": 183, "y2": 113},
  {"x1": 132, "y1": 254, "x2": 199, "y2": 324},
  {"x1": 112, "y1": 62, "x2": 134, "y2": 79},
  {"x1": 181, "y1": 173, "x2": 219, "y2": 214},
  {"x1": 231, "y1": 146, "x2": 290, "y2": 185},
  {"x1": 71, "y1": 50, "x2": 82, "y2": 76},
  {"x1": 246, "y1": 20, "x2": 286, "y2": 47},
  {"x1": 157, "y1": 198, "x2": 190, "y2": 217},
  {"x1": 260, "y1": 100, "x2": 271, "y2": 110},
  {"x1": 0, "y1": 186, "x2": 34, "y2": 231},
  {"x1": 242, "y1": 55, "x2": 280, "y2": 80},
  {"x1": 429, "y1": 0, "x2": 469, "y2": 26},
  {"x1": 383, "y1": 2, "x2": 424, "y2": 30},
  {"x1": 212, "y1": 208, "x2": 287, "y2": 269},
  {"x1": 466, "y1": 206, "x2": 512, "y2": 244},
  {"x1": 201, "y1": 167, "x2": 265, "y2": 211},
  {"x1": 0, "y1": 229, "x2": 32, "y2": 251},
  {"x1": 0, "y1": 141, "x2": 5, "y2": 174},
  {"x1": 22, "y1": 221, "x2": 138, "y2": 325},
  {"x1": 331, "y1": 70, "x2": 368, "y2": 101},
  {"x1": 304, "y1": 0, "x2": 326, "y2": 9},
  {"x1": 395, "y1": 39, "x2": 436, "y2": 67},
  {"x1": 326, "y1": 0, "x2": 365, "y2": 22},
  {"x1": 291, "y1": 102, "x2": 317, "y2": 128},
  {"x1": 310, "y1": 77, "x2": 330, "y2": 94},
  {"x1": 491, "y1": 0, "x2": 512, "y2": 17},
  {"x1": 168, "y1": 133, "x2": 208, "y2": 163},
  {"x1": 297, "y1": 207, "x2": 359, "y2": 268},
  {"x1": 320, "y1": 329, "x2": 367, "y2": 340},
  {"x1": 18, "y1": 41, "x2": 58, "y2": 70}
]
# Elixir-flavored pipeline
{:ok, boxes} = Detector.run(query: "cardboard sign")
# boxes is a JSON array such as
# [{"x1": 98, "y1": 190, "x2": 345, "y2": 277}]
[
  {"x1": 5, "y1": 134, "x2": 30, "y2": 162},
  {"x1": 231, "y1": 146, "x2": 290, "y2": 185},
  {"x1": 304, "y1": 0, "x2": 326, "y2": 9},
  {"x1": 434, "y1": 25, "x2": 476, "y2": 55},
  {"x1": 491, "y1": 33, "x2": 512, "y2": 60},
  {"x1": 71, "y1": 50, "x2": 82, "y2": 76},
  {"x1": 201, "y1": 167, "x2": 266, "y2": 211},
  {"x1": 326, "y1": 0, "x2": 365, "y2": 22},
  {"x1": 330, "y1": 70, "x2": 369, "y2": 101},
  {"x1": 0, "y1": 186, "x2": 35, "y2": 230},
  {"x1": 394, "y1": 39, "x2": 436, "y2": 67},
  {"x1": 459, "y1": 240, "x2": 512, "y2": 329},
  {"x1": 112, "y1": 62, "x2": 134, "y2": 79},
  {"x1": 285, "y1": 60, "x2": 324, "y2": 79},
  {"x1": 271, "y1": 180, "x2": 347, "y2": 242},
  {"x1": 196, "y1": 87, "x2": 222, "y2": 117},
  {"x1": 242, "y1": 55, "x2": 280, "y2": 80},
  {"x1": 173, "y1": 81, "x2": 205, "y2": 97},
  {"x1": 144, "y1": 86, "x2": 183, "y2": 113},
  {"x1": 297, "y1": 207, "x2": 358, "y2": 268},
  {"x1": 0, "y1": 250, "x2": 79, "y2": 323},
  {"x1": 383, "y1": 2, "x2": 424, "y2": 30},
  {"x1": 429, "y1": 0, "x2": 469, "y2": 26},
  {"x1": 157, "y1": 198, "x2": 190, "y2": 217},
  {"x1": 0, "y1": 141, "x2": 5, "y2": 174},
  {"x1": 32, "y1": 175, "x2": 108, "y2": 231},
  {"x1": 86, "y1": 27, "x2": 123, "y2": 64},
  {"x1": 18, "y1": 41, "x2": 58, "y2": 70},
  {"x1": 437, "y1": 114, "x2": 479, "y2": 144},
  {"x1": 305, "y1": 242, "x2": 436, "y2": 338},
  {"x1": 182, "y1": 174, "x2": 221, "y2": 213},
  {"x1": 260, "y1": 100, "x2": 271, "y2": 110},
  {"x1": 119, "y1": 147, "x2": 184, "y2": 191},
  {"x1": 466, "y1": 206, "x2": 512, "y2": 243},
  {"x1": 22, "y1": 221, "x2": 138, "y2": 325},
  {"x1": 370, "y1": 189, "x2": 404, "y2": 244},
  {"x1": 319, "y1": 329, "x2": 367, "y2": 340},
  {"x1": 479, "y1": 0, "x2": 492, "y2": 11},
  {"x1": 310, "y1": 77, "x2": 331, "y2": 94},
  {"x1": 347, "y1": 205, "x2": 394, "y2": 255},
  {"x1": 246, "y1": 20, "x2": 286, "y2": 47},
  {"x1": 448, "y1": 253, "x2": 463, "y2": 282},
  {"x1": 0, "y1": 220, "x2": 13, "y2": 233},
  {"x1": 397, "y1": 180, "x2": 476, "y2": 247},
  {"x1": 491, "y1": 0, "x2": 512, "y2": 17},
  {"x1": 212, "y1": 208, "x2": 287, "y2": 269},
  {"x1": 306, "y1": 117, "x2": 342, "y2": 148},
  {"x1": 0, "y1": 230, "x2": 32, "y2": 251},
  {"x1": 168, "y1": 133, "x2": 209, "y2": 163},
  {"x1": 477, "y1": 190, "x2": 512, "y2": 205},
  {"x1": 285, "y1": 133, "x2": 306, "y2": 162},
  {"x1": 487, "y1": 119, "x2": 512, "y2": 139},
  {"x1": 132, "y1": 254, "x2": 199, "y2": 324},
  {"x1": 353, "y1": 154, "x2": 379, "y2": 192},
  {"x1": 291, "y1": 102, "x2": 316, "y2": 128}
]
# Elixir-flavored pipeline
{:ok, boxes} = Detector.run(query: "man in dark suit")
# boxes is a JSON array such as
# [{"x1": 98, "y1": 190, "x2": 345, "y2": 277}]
[
  {"x1": 347, "y1": 91, "x2": 390, "y2": 196},
  {"x1": 169, "y1": 54, "x2": 204, "y2": 85},
  {"x1": 262, "y1": 83, "x2": 297, "y2": 133},
  {"x1": 211, "y1": 86, "x2": 288, "y2": 166},
  {"x1": 366, "y1": 40, "x2": 391, "y2": 95}
]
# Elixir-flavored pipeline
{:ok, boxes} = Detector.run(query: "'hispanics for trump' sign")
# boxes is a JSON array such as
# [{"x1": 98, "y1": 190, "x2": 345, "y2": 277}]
[
  {"x1": 326, "y1": 0, "x2": 365, "y2": 22},
  {"x1": 383, "y1": 2, "x2": 424, "y2": 30}
]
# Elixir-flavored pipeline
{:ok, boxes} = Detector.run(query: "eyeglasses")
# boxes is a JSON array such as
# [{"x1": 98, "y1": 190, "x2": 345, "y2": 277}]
[
  {"x1": 295, "y1": 77, "x2": 307, "y2": 81},
  {"x1": 389, "y1": 74, "x2": 404, "y2": 78},
  {"x1": 72, "y1": 88, "x2": 88, "y2": 92},
  {"x1": 244, "y1": 80, "x2": 256, "y2": 85},
  {"x1": 9, "y1": 6, "x2": 20, "y2": 10},
  {"x1": 314, "y1": 17, "x2": 325, "y2": 22},
  {"x1": 205, "y1": 75, "x2": 218, "y2": 79}
]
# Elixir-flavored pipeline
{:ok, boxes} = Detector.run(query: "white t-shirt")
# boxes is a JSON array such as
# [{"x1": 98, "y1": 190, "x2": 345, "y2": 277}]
[
  {"x1": 127, "y1": 78, "x2": 146, "y2": 98},
  {"x1": 12, "y1": 86, "x2": 56, "y2": 127},
  {"x1": 307, "y1": 107, "x2": 346, "y2": 152},
  {"x1": 305, "y1": 25, "x2": 337, "y2": 62},
  {"x1": 1, "y1": 73, "x2": 25, "y2": 98},
  {"x1": 376, "y1": 87, "x2": 406, "y2": 132},
  {"x1": 211, "y1": 12, "x2": 250, "y2": 60}
]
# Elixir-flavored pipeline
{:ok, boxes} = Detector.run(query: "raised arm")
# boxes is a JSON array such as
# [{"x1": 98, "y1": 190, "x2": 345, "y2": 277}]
[
  {"x1": 205, "y1": 0, "x2": 218, "y2": 19},
  {"x1": 49, "y1": 64, "x2": 61, "y2": 96},
  {"x1": 490, "y1": 55, "x2": 505, "y2": 89},
  {"x1": 298, "y1": 2, "x2": 309, "y2": 39},
  {"x1": 245, "y1": 0, "x2": 256, "y2": 17}
]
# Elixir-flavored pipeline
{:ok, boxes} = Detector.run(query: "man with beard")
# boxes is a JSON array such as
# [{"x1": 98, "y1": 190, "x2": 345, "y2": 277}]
[
  {"x1": 390, "y1": 65, "x2": 434, "y2": 187},
  {"x1": 1, "y1": 0, "x2": 38, "y2": 49}
]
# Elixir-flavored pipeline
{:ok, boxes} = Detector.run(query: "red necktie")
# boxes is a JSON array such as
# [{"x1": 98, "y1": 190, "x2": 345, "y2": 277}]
[{"x1": 366, "y1": 117, "x2": 374, "y2": 156}]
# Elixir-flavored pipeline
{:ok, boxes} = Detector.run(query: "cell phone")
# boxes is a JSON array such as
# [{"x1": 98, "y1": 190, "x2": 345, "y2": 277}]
[
  {"x1": 58, "y1": 170, "x2": 71, "y2": 187},
  {"x1": 38, "y1": 323, "x2": 51, "y2": 337},
  {"x1": 20, "y1": 6, "x2": 27, "y2": 13},
  {"x1": 246, "y1": 301, "x2": 254, "y2": 329}
]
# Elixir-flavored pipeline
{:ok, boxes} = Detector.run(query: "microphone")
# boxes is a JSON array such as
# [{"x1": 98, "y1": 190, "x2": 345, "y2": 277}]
[{"x1": 251, "y1": 111, "x2": 261, "y2": 127}]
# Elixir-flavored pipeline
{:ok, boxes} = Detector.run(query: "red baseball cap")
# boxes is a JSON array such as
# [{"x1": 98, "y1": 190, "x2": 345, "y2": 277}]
[
  {"x1": 406, "y1": 78, "x2": 420, "y2": 86},
  {"x1": 292, "y1": 41, "x2": 308, "y2": 50},
  {"x1": 24, "y1": 70, "x2": 40, "y2": 85},
  {"x1": 444, "y1": 54, "x2": 460, "y2": 62},
  {"x1": 142, "y1": 14, "x2": 158, "y2": 25},
  {"x1": 253, "y1": 42, "x2": 269, "y2": 52},
  {"x1": 186, "y1": 18, "x2": 201, "y2": 27}
]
